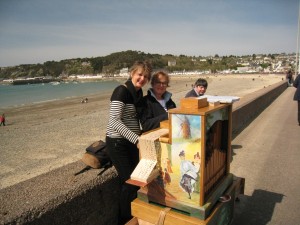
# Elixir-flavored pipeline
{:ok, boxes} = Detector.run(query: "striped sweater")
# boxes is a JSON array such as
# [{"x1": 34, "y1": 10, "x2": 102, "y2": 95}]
[{"x1": 106, "y1": 81, "x2": 143, "y2": 144}]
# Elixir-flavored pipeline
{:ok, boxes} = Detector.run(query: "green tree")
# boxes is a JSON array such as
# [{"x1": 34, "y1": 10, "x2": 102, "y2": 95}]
[{"x1": 90, "y1": 58, "x2": 103, "y2": 73}]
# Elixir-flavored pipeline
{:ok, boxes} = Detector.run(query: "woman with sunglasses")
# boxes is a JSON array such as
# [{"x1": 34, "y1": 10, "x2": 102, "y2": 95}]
[{"x1": 139, "y1": 71, "x2": 176, "y2": 132}]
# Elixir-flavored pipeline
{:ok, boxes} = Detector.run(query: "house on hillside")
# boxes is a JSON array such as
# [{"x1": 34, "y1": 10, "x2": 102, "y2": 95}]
[{"x1": 168, "y1": 60, "x2": 176, "y2": 66}]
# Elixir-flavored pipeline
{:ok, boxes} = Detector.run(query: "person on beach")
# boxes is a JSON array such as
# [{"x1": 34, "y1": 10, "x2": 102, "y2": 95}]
[
  {"x1": 81, "y1": 97, "x2": 88, "y2": 103},
  {"x1": 293, "y1": 73, "x2": 300, "y2": 126},
  {"x1": 0, "y1": 113, "x2": 5, "y2": 126},
  {"x1": 139, "y1": 71, "x2": 176, "y2": 132},
  {"x1": 105, "y1": 61, "x2": 152, "y2": 225},
  {"x1": 185, "y1": 78, "x2": 208, "y2": 98},
  {"x1": 286, "y1": 69, "x2": 293, "y2": 87}
]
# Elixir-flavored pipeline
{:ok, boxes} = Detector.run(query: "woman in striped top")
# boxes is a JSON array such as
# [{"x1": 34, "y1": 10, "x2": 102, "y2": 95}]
[{"x1": 106, "y1": 61, "x2": 152, "y2": 224}]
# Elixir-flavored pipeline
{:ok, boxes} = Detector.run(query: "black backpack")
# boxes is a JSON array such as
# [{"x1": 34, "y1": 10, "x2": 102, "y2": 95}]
[{"x1": 81, "y1": 140, "x2": 112, "y2": 169}]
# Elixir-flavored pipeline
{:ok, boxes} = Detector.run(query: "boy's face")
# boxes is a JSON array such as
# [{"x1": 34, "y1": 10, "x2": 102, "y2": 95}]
[{"x1": 196, "y1": 85, "x2": 207, "y2": 95}]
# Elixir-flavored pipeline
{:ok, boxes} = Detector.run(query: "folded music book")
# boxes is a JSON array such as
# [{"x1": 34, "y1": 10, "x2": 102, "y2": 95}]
[{"x1": 130, "y1": 128, "x2": 169, "y2": 184}]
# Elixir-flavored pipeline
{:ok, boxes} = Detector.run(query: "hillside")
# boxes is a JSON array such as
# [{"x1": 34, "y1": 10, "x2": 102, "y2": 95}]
[{"x1": 0, "y1": 50, "x2": 291, "y2": 79}]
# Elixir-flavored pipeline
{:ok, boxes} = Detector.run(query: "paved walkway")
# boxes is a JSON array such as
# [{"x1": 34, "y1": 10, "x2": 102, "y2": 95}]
[{"x1": 230, "y1": 87, "x2": 300, "y2": 225}]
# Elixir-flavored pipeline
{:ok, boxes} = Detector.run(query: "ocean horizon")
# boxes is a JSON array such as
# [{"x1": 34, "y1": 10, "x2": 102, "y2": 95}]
[{"x1": 0, "y1": 80, "x2": 121, "y2": 109}]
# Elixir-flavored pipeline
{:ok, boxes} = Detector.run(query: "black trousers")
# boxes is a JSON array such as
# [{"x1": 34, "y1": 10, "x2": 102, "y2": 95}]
[
  {"x1": 298, "y1": 100, "x2": 300, "y2": 124},
  {"x1": 106, "y1": 136, "x2": 139, "y2": 224}
]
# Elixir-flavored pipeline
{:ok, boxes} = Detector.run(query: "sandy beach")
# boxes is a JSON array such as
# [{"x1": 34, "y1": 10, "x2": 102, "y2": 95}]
[{"x1": 0, "y1": 74, "x2": 285, "y2": 189}]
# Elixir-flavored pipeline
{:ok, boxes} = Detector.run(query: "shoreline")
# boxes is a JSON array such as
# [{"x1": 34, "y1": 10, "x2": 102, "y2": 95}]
[
  {"x1": 0, "y1": 74, "x2": 285, "y2": 189},
  {"x1": 0, "y1": 73, "x2": 285, "y2": 111}
]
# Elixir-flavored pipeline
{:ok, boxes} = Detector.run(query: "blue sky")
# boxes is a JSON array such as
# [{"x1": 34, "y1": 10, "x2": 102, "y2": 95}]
[{"x1": 0, "y1": 0, "x2": 299, "y2": 67}]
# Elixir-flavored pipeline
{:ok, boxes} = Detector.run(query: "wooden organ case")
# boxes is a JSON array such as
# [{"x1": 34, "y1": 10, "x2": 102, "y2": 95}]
[{"x1": 127, "y1": 98, "x2": 245, "y2": 225}]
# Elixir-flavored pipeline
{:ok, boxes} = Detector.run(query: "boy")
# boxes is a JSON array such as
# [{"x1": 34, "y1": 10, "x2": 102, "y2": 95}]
[{"x1": 185, "y1": 78, "x2": 208, "y2": 98}]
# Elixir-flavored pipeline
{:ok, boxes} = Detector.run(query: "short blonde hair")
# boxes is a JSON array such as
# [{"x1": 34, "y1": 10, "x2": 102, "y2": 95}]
[{"x1": 129, "y1": 61, "x2": 153, "y2": 80}]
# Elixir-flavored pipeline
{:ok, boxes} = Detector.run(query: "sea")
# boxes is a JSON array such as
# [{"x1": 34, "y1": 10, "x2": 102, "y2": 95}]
[{"x1": 0, "y1": 80, "x2": 122, "y2": 109}]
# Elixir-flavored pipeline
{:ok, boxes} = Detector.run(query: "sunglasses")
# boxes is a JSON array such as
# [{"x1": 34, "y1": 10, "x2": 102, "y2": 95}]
[{"x1": 155, "y1": 81, "x2": 168, "y2": 87}]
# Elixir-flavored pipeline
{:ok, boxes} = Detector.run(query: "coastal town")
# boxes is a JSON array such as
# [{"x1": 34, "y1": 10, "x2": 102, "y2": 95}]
[{"x1": 0, "y1": 51, "x2": 296, "y2": 85}]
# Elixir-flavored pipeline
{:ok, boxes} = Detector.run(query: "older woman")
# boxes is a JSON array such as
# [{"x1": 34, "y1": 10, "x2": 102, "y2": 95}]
[
  {"x1": 106, "y1": 61, "x2": 152, "y2": 224},
  {"x1": 139, "y1": 71, "x2": 176, "y2": 132}
]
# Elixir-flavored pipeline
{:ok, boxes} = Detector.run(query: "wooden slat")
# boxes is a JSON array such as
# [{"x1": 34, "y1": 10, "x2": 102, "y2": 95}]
[{"x1": 131, "y1": 199, "x2": 206, "y2": 225}]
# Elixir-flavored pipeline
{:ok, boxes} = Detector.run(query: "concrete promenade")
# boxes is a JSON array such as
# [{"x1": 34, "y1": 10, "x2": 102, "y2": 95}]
[{"x1": 230, "y1": 87, "x2": 300, "y2": 225}]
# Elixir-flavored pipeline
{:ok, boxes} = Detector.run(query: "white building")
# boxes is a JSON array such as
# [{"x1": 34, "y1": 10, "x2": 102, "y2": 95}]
[{"x1": 119, "y1": 67, "x2": 129, "y2": 77}]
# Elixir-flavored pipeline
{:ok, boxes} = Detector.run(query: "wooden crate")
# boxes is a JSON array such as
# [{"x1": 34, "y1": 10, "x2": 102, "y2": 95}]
[
  {"x1": 137, "y1": 174, "x2": 233, "y2": 220},
  {"x1": 125, "y1": 217, "x2": 154, "y2": 225},
  {"x1": 180, "y1": 97, "x2": 208, "y2": 109},
  {"x1": 132, "y1": 176, "x2": 244, "y2": 225}
]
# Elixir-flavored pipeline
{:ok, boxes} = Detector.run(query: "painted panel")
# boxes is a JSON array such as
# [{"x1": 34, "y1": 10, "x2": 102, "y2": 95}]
[{"x1": 158, "y1": 114, "x2": 202, "y2": 206}]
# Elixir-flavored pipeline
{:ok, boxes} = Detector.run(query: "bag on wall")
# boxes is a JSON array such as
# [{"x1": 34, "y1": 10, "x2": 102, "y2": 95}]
[{"x1": 81, "y1": 140, "x2": 112, "y2": 169}]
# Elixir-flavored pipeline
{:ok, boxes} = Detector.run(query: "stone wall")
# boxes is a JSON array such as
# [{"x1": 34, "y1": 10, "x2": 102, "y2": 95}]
[
  {"x1": 0, "y1": 161, "x2": 120, "y2": 225},
  {"x1": 231, "y1": 81, "x2": 287, "y2": 139}
]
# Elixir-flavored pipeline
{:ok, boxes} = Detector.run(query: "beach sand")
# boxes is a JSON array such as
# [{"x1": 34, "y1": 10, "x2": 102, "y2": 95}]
[{"x1": 0, "y1": 74, "x2": 285, "y2": 189}]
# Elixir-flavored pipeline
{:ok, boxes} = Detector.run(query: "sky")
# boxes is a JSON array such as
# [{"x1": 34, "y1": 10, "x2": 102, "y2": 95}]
[{"x1": 0, "y1": 0, "x2": 299, "y2": 67}]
